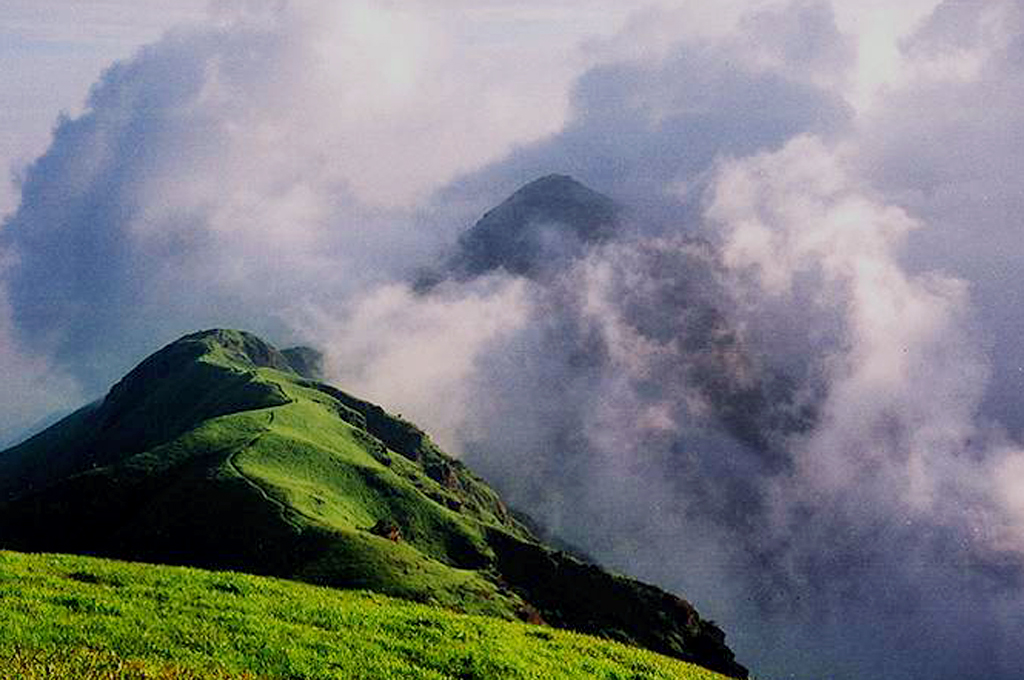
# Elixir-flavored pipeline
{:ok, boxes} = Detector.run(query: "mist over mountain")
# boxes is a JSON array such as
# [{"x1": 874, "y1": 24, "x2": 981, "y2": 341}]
[
  {"x1": 446, "y1": 174, "x2": 621, "y2": 280},
  {"x1": 426, "y1": 150, "x2": 1024, "y2": 680},
  {"x1": 2, "y1": 2, "x2": 1024, "y2": 679}
]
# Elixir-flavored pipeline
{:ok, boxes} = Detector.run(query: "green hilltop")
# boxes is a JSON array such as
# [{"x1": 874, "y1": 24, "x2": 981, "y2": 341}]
[{"x1": 0, "y1": 329, "x2": 746, "y2": 678}]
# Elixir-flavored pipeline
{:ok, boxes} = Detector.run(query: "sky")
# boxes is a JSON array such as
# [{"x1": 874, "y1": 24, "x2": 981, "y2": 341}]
[{"x1": 2, "y1": 2, "x2": 1023, "y2": 679}]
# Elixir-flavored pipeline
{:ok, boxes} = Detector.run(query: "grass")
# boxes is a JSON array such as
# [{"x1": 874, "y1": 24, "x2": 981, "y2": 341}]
[{"x1": 0, "y1": 550, "x2": 730, "y2": 680}]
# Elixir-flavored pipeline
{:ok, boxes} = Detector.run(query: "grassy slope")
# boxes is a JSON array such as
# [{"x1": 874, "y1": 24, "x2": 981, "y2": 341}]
[
  {"x1": 0, "y1": 330, "x2": 746, "y2": 678},
  {"x1": 0, "y1": 550, "x2": 730, "y2": 680}
]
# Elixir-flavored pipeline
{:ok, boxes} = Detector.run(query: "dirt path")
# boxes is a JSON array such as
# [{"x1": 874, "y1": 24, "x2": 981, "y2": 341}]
[{"x1": 224, "y1": 408, "x2": 304, "y2": 533}]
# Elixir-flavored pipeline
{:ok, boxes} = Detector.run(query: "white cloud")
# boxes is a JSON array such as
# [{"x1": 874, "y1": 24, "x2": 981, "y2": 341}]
[
  {"x1": 0, "y1": 1, "x2": 209, "y2": 217},
  {"x1": 853, "y1": 0, "x2": 1024, "y2": 438},
  {"x1": 305, "y1": 277, "x2": 532, "y2": 453},
  {"x1": 710, "y1": 136, "x2": 974, "y2": 483},
  {"x1": 0, "y1": 0, "x2": 631, "y2": 393}
]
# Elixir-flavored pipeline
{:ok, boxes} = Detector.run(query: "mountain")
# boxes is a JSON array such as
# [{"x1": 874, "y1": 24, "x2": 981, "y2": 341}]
[
  {"x1": 0, "y1": 329, "x2": 746, "y2": 678},
  {"x1": 446, "y1": 173, "x2": 621, "y2": 279}
]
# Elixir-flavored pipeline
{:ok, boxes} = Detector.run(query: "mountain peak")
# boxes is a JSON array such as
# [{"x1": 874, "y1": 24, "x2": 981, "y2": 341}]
[
  {"x1": 448, "y1": 174, "x2": 621, "y2": 279},
  {"x1": 120, "y1": 329, "x2": 323, "y2": 385},
  {"x1": 516, "y1": 173, "x2": 590, "y2": 193},
  {"x1": 171, "y1": 329, "x2": 294, "y2": 371}
]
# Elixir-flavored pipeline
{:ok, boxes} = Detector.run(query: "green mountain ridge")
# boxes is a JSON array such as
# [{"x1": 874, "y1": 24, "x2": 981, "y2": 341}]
[{"x1": 0, "y1": 329, "x2": 746, "y2": 678}]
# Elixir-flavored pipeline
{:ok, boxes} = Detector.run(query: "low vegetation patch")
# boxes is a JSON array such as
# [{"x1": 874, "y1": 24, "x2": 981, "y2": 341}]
[{"x1": 0, "y1": 551, "x2": 729, "y2": 680}]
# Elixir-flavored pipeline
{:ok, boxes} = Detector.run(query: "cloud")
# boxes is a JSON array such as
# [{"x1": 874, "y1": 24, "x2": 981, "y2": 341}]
[
  {"x1": 707, "y1": 133, "x2": 997, "y2": 526},
  {"x1": 437, "y1": 1, "x2": 853, "y2": 230},
  {"x1": 351, "y1": 5, "x2": 1024, "y2": 678},
  {"x1": 0, "y1": 0, "x2": 590, "y2": 396},
  {"x1": 424, "y1": 135, "x2": 1024, "y2": 680},
  {"x1": 0, "y1": 0, "x2": 209, "y2": 216},
  {"x1": 856, "y1": 0, "x2": 1024, "y2": 439},
  {"x1": 303, "y1": 276, "x2": 533, "y2": 454}
]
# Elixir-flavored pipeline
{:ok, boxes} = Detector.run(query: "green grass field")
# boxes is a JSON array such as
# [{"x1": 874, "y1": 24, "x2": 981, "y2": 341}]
[{"x1": 0, "y1": 550, "x2": 729, "y2": 680}]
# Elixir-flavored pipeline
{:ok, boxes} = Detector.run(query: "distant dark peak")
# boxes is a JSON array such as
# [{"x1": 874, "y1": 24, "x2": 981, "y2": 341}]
[
  {"x1": 281, "y1": 346, "x2": 325, "y2": 380},
  {"x1": 447, "y1": 174, "x2": 621, "y2": 280},
  {"x1": 515, "y1": 173, "x2": 601, "y2": 198}
]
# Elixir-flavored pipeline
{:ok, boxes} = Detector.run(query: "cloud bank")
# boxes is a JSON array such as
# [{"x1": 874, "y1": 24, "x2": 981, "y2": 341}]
[
  {"x1": 0, "y1": 0, "x2": 586, "y2": 403},
  {"x1": 3, "y1": 1, "x2": 1024, "y2": 679}
]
